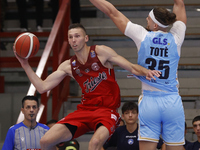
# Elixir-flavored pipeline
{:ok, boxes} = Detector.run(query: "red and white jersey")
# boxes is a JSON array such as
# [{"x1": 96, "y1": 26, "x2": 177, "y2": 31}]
[{"x1": 70, "y1": 45, "x2": 121, "y2": 110}]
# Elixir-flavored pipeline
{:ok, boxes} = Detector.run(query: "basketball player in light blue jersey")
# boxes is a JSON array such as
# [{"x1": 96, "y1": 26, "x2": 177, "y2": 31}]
[{"x1": 89, "y1": 0, "x2": 187, "y2": 150}]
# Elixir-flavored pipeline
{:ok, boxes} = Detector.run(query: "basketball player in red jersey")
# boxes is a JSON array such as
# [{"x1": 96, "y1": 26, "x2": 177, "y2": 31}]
[{"x1": 14, "y1": 23, "x2": 160, "y2": 150}]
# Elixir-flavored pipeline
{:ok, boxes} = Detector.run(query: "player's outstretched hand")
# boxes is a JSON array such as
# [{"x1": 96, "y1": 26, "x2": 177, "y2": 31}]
[{"x1": 146, "y1": 70, "x2": 161, "y2": 81}]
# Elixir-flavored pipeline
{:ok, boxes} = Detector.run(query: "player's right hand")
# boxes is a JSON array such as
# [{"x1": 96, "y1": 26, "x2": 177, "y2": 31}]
[{"x1": 13, "y1": 45, "x2": 29, "y2": 65}]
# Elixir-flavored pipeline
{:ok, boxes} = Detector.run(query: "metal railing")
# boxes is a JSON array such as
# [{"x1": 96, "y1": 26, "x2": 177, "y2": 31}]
[{"x1": 16, "y1": 0, "x2": 71, "y2": 124}]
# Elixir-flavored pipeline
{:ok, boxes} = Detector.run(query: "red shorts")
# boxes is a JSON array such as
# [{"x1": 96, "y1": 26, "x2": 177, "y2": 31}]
[{"x1": 57, "y1": 107, "x2": 120, "y2": 139}]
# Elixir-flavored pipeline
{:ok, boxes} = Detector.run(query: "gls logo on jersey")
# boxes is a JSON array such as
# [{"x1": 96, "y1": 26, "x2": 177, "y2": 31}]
[{"x1": 152, "y1": 37, "x2": 168, "y2": 45}]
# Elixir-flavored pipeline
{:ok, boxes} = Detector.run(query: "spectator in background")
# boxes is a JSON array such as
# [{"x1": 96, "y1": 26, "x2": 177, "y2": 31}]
[
  {"x1": 0, "y1": 0, "x2": 7, "y2": 50},
  {"x1": 185, "y1": 116, "x2": 200, "y2": 150},
  {"x1": 103, "y1": 101, "x2": 165, "y2": 150},
  {"x1": 70, "y1": 0, "x2": 81, "y2": 23},
  {"x1": 2, "y1": 95, "x2": 49, "y2": 150},
  {"x1": 0, "y1": 0, "x2": 7, "y2": 32},
  {"x1": 48, "y1": 0, "x2": 59, "y2": 23},
  {"x1": 16, "y1": 0, "x2": 44, "y2": 32},
  {"x1": 49, "y1": 0, "x2": 81, "y2": 23}
]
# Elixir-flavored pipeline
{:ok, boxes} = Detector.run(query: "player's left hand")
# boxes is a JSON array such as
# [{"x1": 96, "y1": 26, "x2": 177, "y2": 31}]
[{"x1": 146, "y1": 70, "x2": 161, "y2": 80}]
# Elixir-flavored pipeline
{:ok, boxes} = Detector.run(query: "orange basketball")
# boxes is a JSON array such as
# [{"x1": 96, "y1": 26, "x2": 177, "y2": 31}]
[{"x1": 14, "y1": 32, "x2": 40, "y2": 59}]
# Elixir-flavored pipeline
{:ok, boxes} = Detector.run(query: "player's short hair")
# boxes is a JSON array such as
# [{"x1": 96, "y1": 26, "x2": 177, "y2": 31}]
[
  {"x1": 192, "y1": 115, "x2": 200, "y2": 124},
  {"x1": 68, "y1": 23, "x2": 87, "y2": 34},
  {"x1": 22, "y1": 95, "x2": 39, "y2": 108},
  {"x1": 121, "y1": 101, "x2": 138, "y2": 114}
]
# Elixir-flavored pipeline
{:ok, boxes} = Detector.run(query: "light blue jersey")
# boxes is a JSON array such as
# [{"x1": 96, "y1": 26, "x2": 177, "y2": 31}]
[
  {"x1": 2, "y1": 122, "x2": 49, "y2": 150},
  {"x1": 124, "y1": 21, "x2": 186, "y2": 146},
  {"x1": 135, "y1": 31, "x2": 185, "y2": 145},
  {"x1": 136, "y1": 31, "x2": 180, "y2": 92}
]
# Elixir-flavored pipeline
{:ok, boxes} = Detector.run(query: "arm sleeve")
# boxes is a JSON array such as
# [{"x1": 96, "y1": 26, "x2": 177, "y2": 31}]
[
  {"x1": 170, "y1": 21, "x2": 186, "y2": 56},
  {"x1": 124, "y1": 21, "x2": 148, "y2": 51},
  {"x1": 2, "y1": 128, "x2": 15, "y2": 150}
]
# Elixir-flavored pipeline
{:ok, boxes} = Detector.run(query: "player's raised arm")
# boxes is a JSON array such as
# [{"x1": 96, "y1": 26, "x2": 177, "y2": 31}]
[
  {"x1": 14, "y1": 46, "x2": 71, "y2": 93},
  {"x1": 96, "y1": 45, "x2": 160, "y2": 80},
  {"x1": 89, "y1": 0, "x2": 129, "y2": 34},
  {"x1": 173, "y1": 0, "x2": 187, "y2": 24}
]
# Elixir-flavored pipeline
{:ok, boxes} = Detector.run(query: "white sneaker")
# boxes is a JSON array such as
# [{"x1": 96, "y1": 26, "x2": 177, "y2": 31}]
[{"x1": 37, "y1": 26, "x2": 43, "y2": 32}]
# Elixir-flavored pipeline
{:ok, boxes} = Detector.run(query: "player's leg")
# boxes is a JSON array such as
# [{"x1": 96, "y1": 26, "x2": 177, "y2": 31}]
[
  {"x1": 166, "y1": 145, "x2": 184, "y2": 150},
  {"x1": 162, "y1": 94, "x2": 185, "y2": 150},
  {"x1": 139, "y1": 141, "x2": 157, "y2": 150},
  {"x1": 138, "y1": 93, "x2": 162, "y2": 150},
  {"x1": 88, "y1": 125, "x2": 109, "y2": 150},
  {"x1": 88, "y1": 108, "x2": 120, "y2": 150},
  {"x1": 40, "y1": 123, "x2": 73, "y2": 150}
]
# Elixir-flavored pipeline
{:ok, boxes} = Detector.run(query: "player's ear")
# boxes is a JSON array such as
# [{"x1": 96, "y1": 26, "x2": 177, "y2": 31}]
[
  {"x1": 85, "y1": 35, "x2": 89, "y2": 42},
  {"x1": 21, "y1": 107, "x2": 25, "y2": 115},
  {"x1": 154, "y1": 23, "x2": 158, "y2": 30}
]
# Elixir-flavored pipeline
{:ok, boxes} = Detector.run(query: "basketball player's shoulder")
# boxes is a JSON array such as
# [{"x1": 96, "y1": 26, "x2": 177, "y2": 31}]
[
  {"x1": 59, "y1": 59, "x2": 71, "y2": 68},
  {"x1": 95, "y1": 45, "x2": 112, "y2": 55}
]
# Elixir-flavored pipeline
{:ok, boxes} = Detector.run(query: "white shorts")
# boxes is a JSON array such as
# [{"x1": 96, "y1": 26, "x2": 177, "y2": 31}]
[{"x1": 138, "y1": 90, "x2": 185, "y2": 146}]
